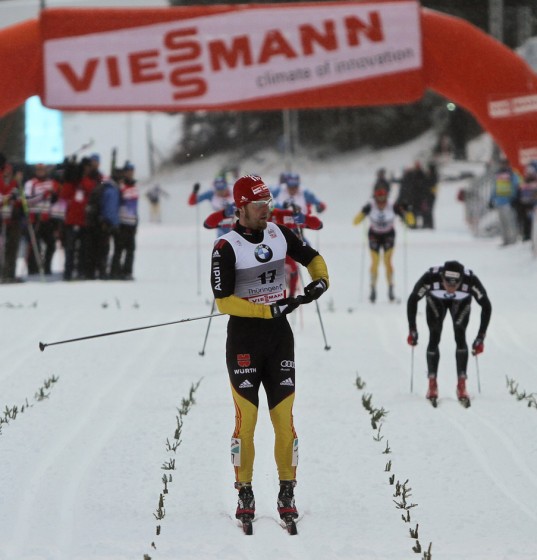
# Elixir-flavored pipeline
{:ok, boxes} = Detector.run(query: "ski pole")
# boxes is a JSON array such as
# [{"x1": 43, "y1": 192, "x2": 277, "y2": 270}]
[
  {"x1": 289, "y1": 226, "x2": 329, "y2": 349},
  {"x1": 18, "y1": 180, "x2": 45, "y2": 281},
  {"x1": 39, "y1": 312, "x2": 224, "y2": 352},
  {"x1": 199, "y1": 299, "x2": 216, "y2": 356},
  {"x1": 475, "y1": 355, "x2": 482, "y2": 394},
  {"x1": 0, "y1": 199, "x2": 7, "y2": 274},
  {"x1": 297, "y1": 265, "x2": 327, "y2": 347},
  {"x1": 403, "y1": 222, "x2": 408, "y2": 301},
  {"x1": 195, "y1": 201, "x2": 201, "y2": 295},
  {"x1": 359, "y1": 221, "x2": 366, "y2": 303},
  {"x1": 110, "y1": 147, "x2": 117, "y2": 177},
  {"x1": 410, "y1": 346, "x2": 415, "y2": 393},
  {"x1": 315, "y1": 299, "x2": 331, "y2": 351},
  {"x1": 68, "y1": 138, "x2": 94, "y2": 159}
]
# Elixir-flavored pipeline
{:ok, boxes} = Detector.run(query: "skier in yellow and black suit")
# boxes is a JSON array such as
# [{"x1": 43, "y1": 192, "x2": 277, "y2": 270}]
[
  {"x1": 210, "y1": 174, "x2": 329, "y2": 530},
  {"x1": 353, "y1": 187, "x2": 414, "y2": 303}
]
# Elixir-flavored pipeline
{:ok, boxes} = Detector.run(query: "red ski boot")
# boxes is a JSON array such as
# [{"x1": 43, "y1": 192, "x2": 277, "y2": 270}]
[
  {"x1": 457, "y1": 377, "x2": 471, "y2": 407},
  {"x1": 426, "y1": 377, "x2": 438, "y2": 407}
]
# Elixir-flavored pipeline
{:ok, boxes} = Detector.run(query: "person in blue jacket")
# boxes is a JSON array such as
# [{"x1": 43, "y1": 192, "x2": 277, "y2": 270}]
[
  {"x1": 188, "y1": 176, "x2": 235, "y2": 236},
  {"x1": 96, "y1": 178, "x2": 121, "y2": 279},
  {"x1": 272, "y1": 173, "x2": 326, "y2": 215}
]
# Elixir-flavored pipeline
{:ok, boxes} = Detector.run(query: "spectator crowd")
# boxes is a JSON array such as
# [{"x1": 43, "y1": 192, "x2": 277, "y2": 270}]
[{"x1": 0, "y1": 152, "x2": 140, "y2": 283}]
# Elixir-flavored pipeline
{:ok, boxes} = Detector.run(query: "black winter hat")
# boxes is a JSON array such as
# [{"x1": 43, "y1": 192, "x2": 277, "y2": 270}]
[{"x1": 442, "y1": 260, "x2": 464, "y2": 284}]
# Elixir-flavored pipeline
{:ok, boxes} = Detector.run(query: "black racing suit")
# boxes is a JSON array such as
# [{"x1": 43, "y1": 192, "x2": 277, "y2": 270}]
[
  {"x1": 407, "y1": 265, "x2": 492, "y2": 378},
  {"x1": 210, "y1": 221, "x2": 328, "y2": 484}
]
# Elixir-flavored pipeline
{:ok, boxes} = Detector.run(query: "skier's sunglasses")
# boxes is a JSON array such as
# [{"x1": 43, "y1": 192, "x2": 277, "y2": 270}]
[
  {"x1": 442, "y1": 274, "x2": 461, "y2": 287},
  {"x1": 248, "y1": 196, "x2": 274, "y2": 210}
]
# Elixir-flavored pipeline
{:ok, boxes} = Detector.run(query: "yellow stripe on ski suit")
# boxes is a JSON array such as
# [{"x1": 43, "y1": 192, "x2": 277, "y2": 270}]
[
  {"x1": 231, "y1": 384, "x2": 297, "y2": 483},
  {"x1": 370, "y1": 247, "x2": 394, "y2": 286}
]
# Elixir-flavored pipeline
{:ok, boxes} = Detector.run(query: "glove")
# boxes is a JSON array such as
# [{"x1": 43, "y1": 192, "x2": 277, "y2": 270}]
[
  {"x1": 192, "y1": 182, "x2": 200, "y2": 194},
  {"x1": 472, "y1": 334, "x2": 485, "y2": 355},
  {"x1": 223, "y1": 203, "x2": 236, "y2": 217},
  {"x1": 353, "y1": 212, "x2": 365, "y2": 226},
  {"x1": 293, "y1": 211, "x2": 306, "y2": 225},
  {"x1": 270, "y1": 297, "x2": 302, "y2": 318},
  {"x1": 316, "y1": 202, "x2": 326, "y2": 213},
  {"x1": 407, "y1": 329, "x2": 418, "y2": 346},
  {"x1": 303, "y1": 279, "x2": 328, "y2": 302},
  {"x1": 404, "y1": 212, "x2": 416, "y2": 227}
]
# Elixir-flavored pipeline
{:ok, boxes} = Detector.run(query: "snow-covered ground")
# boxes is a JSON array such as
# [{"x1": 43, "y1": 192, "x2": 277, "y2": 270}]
[{"x1": 1, "y1": 132, "x2": 537, "y2": 560}]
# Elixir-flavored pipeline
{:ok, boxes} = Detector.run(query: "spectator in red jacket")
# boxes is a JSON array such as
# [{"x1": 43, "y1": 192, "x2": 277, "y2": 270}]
[
  {"x1": 60, "y1": 158, "x2": 94, "y2": 280},
  {"x1": 0, "y1": 163, "x2": 24, "y2": 282}
]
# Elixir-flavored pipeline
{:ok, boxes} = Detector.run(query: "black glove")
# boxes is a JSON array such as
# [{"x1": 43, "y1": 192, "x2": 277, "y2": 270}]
[
  {"x1": 472, "y1": 334, "x2": 485, "y2": 355},
  {"x1": 407, "y1": 329, "x2": 418, "y2": 346},
  {"x1": 270, "y1": 297, "x2": 302, "y2": 318},
  {"x1": 303, "y1": 279, "x2": 328, "y2": 302},
  {"x1": 193, "y1": 182, "x2": 200, "y2": 194}
]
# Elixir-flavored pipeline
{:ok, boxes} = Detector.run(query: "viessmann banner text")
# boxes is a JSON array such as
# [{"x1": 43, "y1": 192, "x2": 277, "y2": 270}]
[{"x1": 43, "y1": 2, "x2": 422, "y2": 110}]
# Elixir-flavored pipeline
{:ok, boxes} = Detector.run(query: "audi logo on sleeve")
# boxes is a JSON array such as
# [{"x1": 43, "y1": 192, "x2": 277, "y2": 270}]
[{"x1": 281, "y1": 360, "x2": 295, "y2": 369}]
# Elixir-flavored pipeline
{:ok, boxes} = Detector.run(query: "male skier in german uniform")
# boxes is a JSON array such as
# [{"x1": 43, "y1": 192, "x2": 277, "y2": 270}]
[
  {"x1": 210, "y1": 174, "x2": 329, "y2": 534},
  {"x1": 406, "y1": 260, "x2": 492, "y2": 407}
]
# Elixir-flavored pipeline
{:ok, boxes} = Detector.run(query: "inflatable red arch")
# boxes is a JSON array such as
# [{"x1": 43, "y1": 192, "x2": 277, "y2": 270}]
[{"x1": 1, "y1": 1, "x2": 536, "y2": 169}]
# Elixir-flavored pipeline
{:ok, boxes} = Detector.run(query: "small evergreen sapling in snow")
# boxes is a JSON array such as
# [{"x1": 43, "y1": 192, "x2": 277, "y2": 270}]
[
  {"x1": 146, "y1": 380, "x2": 202, "y2": 557},
  {"x1": 506, "y1": 376, "x2": 537, "y2": 409}
]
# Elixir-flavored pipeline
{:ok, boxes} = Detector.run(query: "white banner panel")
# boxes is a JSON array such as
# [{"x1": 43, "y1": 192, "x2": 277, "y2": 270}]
[
  {"x1": 43, "y1": 2, "x2": 421, "y2": 109},
  {"x1": 489, "y1": 94, "x2": 537, "y2": 118}
]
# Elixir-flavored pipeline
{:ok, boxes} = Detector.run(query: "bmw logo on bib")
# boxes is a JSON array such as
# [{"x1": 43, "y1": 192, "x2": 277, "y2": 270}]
[{"x1": 254, "y1": 244, "x2": 273, "y2": 263}]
